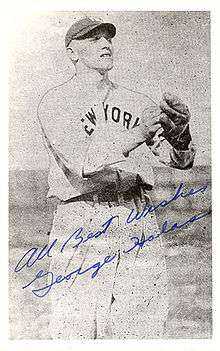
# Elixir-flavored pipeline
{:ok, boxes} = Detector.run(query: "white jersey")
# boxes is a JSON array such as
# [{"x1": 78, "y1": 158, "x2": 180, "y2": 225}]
[
  {"x1": 37, "y1": 75, "x2": 196, "y2": 339},
  {"x1": 38, "y1": 76, "x2": 195, "y2": 201}
]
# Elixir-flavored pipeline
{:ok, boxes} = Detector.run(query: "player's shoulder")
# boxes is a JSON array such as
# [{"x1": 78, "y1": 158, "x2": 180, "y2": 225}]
[
  {"x1": 37, "y1": 76, "x2": 77, "y2": 120},
  {"x1": 112, "y1": 83, "x2": 156, "y2": 106}
]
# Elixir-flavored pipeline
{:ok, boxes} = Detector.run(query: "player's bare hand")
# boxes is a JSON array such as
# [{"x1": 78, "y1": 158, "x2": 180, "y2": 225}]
[{"x1": 139, "y1": 105, "x2": 162, "y2": 145}]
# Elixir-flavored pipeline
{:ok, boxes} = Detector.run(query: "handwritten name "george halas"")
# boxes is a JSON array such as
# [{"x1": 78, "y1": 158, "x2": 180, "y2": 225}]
[{"x1": 14, "y1": 182, "x2": 211, "y2": 298}]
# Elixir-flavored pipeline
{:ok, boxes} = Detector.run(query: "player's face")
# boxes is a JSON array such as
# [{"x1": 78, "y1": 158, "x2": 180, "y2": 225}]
[{"x1": 76, "y1": 29, "x2": 114, "y2": 73}]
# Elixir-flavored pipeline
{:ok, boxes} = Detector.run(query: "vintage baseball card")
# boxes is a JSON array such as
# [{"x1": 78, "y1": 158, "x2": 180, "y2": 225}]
[{"x1": 4, "y1": 0, "x2": 219, "y2": 350}]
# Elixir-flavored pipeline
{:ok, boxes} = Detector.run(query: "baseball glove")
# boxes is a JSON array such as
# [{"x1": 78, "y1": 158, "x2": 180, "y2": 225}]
[{"x1": 159, "y1": 92, "x2": 192, "y2": 150}]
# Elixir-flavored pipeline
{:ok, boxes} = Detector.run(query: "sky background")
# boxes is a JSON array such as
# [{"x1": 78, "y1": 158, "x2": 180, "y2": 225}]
[{"x1": 9, "y1": 11, "x2": 210, "y2": 169}]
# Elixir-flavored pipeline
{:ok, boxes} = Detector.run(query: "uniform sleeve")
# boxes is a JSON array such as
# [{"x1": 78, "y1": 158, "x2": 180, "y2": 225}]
[
  {"x1": 38, "y1": 95, "x2": 131, "y2": 194},
  {"x1": 82, "y1": 121, "x2": 157, "y2": 194},
  {"x1": 37, "y1": 96, "x2": 86, "y2": 181},
  {"x1": 83, "y1": 127, "x2": 153, "y2": 193},
  {"x1": 149, "y1": 130, "x2": 196, "y2": 169},
  {"x1": 168, "y1": 143, "x2": 196, "y2": 169}
]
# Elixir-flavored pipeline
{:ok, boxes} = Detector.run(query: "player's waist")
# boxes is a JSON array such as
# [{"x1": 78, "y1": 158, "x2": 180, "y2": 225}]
[{"x1": 59, "y1": 184, "x2": 152, "y2": 207}]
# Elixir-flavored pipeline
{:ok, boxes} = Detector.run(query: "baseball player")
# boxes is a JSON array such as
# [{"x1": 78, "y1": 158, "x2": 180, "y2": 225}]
[{"x1": 37, "y1": 16, "x2": 196, "y2": 339}]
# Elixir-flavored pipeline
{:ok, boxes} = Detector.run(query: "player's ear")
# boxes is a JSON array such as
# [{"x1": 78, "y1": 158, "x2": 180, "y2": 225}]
[{"x1": 66, "y1": 46, "x2": 79, "y2": 63}]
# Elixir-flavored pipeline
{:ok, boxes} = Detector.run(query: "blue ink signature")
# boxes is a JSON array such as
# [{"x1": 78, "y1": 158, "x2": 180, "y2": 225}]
[
  {"x1": 22, "y1": 209, "x2": 210, "y2": 298},
  {"x1": 60, "y1": 215, "x2": 118, "y2": 253},
  {"x1": 14, "y1": 182, "x2": 210, "y2": 298},
  {"x1": 126, "y1": 182, "x2": 208, "y2": 224},
  {"x1": 14, "y1": 182, "x2": 207, "y2": 273},
  {"x1": 22, "y1": 253, "x2": 117, "y2": 298},
  {"x1": 14, "y1": 239, "x2": 58, "y2": 273},
  {"x1": 124, "y1": 209, "x2": 211, "y2": 254},
  {"x1": 14, "y1": 215, "x2": 118, "y2": 273}
]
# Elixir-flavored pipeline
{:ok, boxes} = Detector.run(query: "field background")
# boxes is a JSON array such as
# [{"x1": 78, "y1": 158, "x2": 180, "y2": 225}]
[{"x1": 9, "y1": 165, "x2": 211, "y2": 339}]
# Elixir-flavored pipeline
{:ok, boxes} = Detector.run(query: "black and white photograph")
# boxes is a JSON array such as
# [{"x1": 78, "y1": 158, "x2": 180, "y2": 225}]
[{"x1": 9, "y1": 11, "x2": 211, "y2": 340}]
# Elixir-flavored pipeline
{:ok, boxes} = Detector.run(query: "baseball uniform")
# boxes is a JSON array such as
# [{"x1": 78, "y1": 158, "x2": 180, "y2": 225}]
[{"x1": 37, "y1": 75, "x2": 195, "y2": 339}]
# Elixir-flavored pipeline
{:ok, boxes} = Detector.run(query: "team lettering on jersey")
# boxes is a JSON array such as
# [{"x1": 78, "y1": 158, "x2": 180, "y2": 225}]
[{"x1": 81, "y1": 103, "x2": 140, "y2": 136}]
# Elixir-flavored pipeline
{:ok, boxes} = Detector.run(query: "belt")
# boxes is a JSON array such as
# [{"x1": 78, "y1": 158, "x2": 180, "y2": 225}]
[{"x1": 60, "y1": 185, "x2": 151, "y2": 207}]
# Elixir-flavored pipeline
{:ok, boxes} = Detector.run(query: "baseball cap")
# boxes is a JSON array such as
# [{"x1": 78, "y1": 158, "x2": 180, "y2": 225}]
[{"x1": 65, "y1": 17, "x2": 116, "y2": 47}]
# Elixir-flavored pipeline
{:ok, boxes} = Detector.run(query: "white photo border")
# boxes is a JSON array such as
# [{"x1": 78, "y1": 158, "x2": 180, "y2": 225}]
[{"x1": 2, "y1": 1, "x2": 219, "y2": 350}]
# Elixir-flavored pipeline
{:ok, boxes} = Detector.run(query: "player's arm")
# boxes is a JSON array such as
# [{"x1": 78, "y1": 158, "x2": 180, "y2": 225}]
[
  {"x1": 37, "y1": 97, "x2": 86, "y2": 181},
  {"x1": 38, "y1": 96, "x2": 134, "y2": 193},
  {"x1": 83, "y1": 93, "x2": 196, "y2": 178},
  {"x1": 82, "y1": 105, "x2": 162, "y2": 177}
]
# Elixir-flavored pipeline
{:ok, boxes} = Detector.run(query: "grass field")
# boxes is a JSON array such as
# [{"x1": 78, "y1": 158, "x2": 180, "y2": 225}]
[{"x1": 9, "y1": 165, "x2": 212, "y2": 339}]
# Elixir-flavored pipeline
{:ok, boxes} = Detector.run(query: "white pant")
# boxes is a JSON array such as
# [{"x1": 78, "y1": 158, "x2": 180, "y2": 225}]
[{"x1": 48, "y1": 198, "x2": 169, "y2": 339}]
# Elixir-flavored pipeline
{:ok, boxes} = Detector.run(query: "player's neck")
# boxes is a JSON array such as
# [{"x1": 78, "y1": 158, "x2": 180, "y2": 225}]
[{"x1": 75, "y1": 66, "x2": 111, "y2": 88}]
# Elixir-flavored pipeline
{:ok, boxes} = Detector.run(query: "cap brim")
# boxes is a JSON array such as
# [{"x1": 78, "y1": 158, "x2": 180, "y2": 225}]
[{"x1": 74, "y1": 22, "x2": 116, "y2": 39}]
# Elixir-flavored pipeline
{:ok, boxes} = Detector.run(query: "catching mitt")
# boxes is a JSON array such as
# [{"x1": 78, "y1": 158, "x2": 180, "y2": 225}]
[{"x1": 159, "y1": 92, "x2": 192, "y2": 150}]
